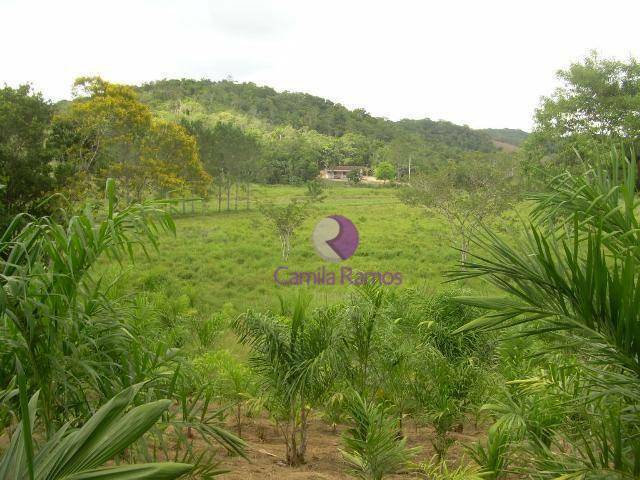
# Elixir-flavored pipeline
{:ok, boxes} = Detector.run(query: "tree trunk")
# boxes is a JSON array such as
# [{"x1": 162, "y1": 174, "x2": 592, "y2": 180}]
[
  {"x1": 218, "y1": 184, "x2": 222, "y2": 212},
  {"x1": 226, "y1": 181, "x2": 231, "y2": 211},
  {"x1": 298, "y1": 405, "x2": 309, "y2": 462},
  {"x1": 281, "y1": 403, "x2": 308, "y2": 466},
  {"x1": 281, "y1": 235, "x2": 291, "y2": 261},
  {"x1": 235, "y1": 182, "x2": 238, "y2": 210},
  {"x1": 460, "y1": 236, "x2": 469, "y2": 264},
  {"x1": 246, "y1": 183, "x2": 250, "y2": 210},
  {"x1": 285, "y1": 418, "x2": 306, "y2": 466}
]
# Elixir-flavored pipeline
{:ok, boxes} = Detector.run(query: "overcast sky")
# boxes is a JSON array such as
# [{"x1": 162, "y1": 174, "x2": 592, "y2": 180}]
[{"x1": 1, "y1": 0, "x2": 638, "y2": 130}]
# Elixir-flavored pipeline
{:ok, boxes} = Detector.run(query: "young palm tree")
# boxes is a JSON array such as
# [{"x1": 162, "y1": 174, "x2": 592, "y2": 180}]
[
  {"x1": 340, "y1": 391, "x2": 418, "y2": 480},
  {"x1": 450, "y1": 149, "x2": 640, "y2": 477},
  {"x1": 338, "y1": 284, "x2": 388, "y2": 399},
  {"x1": 233, "y1": 293, "x2": 340, "y2": 466}
]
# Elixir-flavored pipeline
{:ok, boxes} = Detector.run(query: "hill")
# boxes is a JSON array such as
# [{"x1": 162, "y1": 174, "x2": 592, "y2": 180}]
[{"x1": 136, "y1": 79, "x2": 497, "y2": 154}]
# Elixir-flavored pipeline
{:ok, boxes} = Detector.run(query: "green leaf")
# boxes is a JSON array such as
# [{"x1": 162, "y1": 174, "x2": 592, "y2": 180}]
[{"x1": 64, "y1": 463, "x2": 193, "y2": 480}]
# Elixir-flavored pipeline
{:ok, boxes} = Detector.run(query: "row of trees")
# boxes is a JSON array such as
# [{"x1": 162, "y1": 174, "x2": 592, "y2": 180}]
[{"x1": 234, "y1": 286, "x2": 493, "y2": 474}]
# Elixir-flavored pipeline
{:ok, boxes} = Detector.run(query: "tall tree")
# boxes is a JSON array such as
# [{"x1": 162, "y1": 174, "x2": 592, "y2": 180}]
[
  {"x1": 523, "y1": 52, "x2": 640, "y2": 173},
  {"x1": 374, "y1": 161, "x2": 396, "y2": 183},
  {"x1": 138, "y1": 119, "x2": 209, "y2": 198},
  {"x1": 263, "y1": 126, "x2": 322, "y2": 184},
  {"x1": 51, "y1": 77, "x2": 209, "y2": 202},
  {"x1": 0, "y1": 85, "x2": 53, "y2": 222},
  {"x1": 183, "y1": 120, "x2": 261, "y2": 209},
  {"x1": 259, "y1": 198, "x2": 310, "y2": 260}
]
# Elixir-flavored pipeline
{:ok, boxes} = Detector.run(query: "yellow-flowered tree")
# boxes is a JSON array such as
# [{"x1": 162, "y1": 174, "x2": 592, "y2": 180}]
[{"x1": 50, "y1": 77, "x2": 209, "y2": 203}]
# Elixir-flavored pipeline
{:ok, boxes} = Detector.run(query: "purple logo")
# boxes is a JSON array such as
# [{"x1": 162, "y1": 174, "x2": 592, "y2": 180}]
[{"x1": 312, "y1": 215, "x2": 359, "y2": 262}]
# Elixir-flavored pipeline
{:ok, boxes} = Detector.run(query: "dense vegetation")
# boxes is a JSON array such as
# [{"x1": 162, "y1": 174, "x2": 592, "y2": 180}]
[
  {"x1": 1, "y1": 76, "x2": 511, "y2": 226},
  {"x1": 137, "y1": 79, "x2": 496, "y2": 150},
  {"x1": 2, "y1": 52, "x2": 640, "y2": 479},
  {"x1": 137, "y1": 79, "x2": 506, "y2": 190}
]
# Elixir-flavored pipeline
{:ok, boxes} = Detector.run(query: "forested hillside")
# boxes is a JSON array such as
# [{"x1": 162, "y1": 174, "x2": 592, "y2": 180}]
[
  {"x1": 129, "y1": 79, "x2": 511, "y2": 191},
  {"x1": 2, "y1": 76, "x2": 517, "y2": 225},
  {"x1": 136, "y1": 79, "x2": 496, "y2": 152}
]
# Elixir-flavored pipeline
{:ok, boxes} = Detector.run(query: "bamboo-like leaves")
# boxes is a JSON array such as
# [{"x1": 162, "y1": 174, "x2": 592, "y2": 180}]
[
  {"x1": 0, "y1": 179, "x2": 175, "y2": 430},
  {"x1": 0, "y1": 384, "x2": 193, "y2": 480}
]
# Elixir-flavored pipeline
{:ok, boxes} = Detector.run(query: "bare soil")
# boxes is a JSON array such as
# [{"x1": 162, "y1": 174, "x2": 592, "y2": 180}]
[
  {"x1": 0, "y1": 412, "x2": 485, "y2": 479},
  {"x1": 217, "y1": 413, "x2": 484, "y2": 479}
]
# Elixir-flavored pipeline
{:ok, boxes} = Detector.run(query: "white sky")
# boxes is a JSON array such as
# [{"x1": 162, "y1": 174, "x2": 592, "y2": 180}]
[{"x1": 1, "y1": 0, "x2": 638, "y2": 130}]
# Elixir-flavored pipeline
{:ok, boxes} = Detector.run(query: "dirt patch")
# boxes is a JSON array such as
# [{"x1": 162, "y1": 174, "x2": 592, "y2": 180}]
[
  {"x1": 492, "y1": 140, "x2": 519, "y2": 152},
  {"x1": 217, "y1": 413, "x2": 484, "y2": 479},
  {"x1": 0, "y1": 412, "x2": 485, "y2": 478}
]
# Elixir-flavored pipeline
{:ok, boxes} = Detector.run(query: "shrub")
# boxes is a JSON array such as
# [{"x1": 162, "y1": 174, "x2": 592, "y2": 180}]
[
  {"x1": 192, "y1": 312, "x2": 227, "y2": 348},
  {"x1": 193, "y1": 350, "x2": 258, "y2": 438}
]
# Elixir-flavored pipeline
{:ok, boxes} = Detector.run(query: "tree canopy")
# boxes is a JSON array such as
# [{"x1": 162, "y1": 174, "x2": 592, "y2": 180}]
[
  {"x1": 523, "y1": 52, "x2": 640, "y2": 172},
  {"x1": 50, "y1": 77, "x2": 209, "y2": 201},
  {"x1": 0, "y1": 84, "x2": 54, "y2": 222}
]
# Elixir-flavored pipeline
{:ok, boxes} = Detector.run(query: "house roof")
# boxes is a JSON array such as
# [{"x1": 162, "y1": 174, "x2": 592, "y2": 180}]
[{"x1": 326, "y1": 166, "x2": 363, "y2": 171}]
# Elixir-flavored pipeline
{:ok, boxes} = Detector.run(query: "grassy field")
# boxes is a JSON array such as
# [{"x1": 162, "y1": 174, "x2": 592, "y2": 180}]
[
  {"x1": 92, "y1": 182, "x2": 501, "y2": 477},
  {"x1": 102, "y1": 183, "x2": 496, "y2": 319}
]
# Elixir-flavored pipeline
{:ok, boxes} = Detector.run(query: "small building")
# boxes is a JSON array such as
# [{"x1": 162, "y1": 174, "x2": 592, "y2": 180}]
[{"x1": 320, "y1": 165, "x2": 367, "y2": 180}]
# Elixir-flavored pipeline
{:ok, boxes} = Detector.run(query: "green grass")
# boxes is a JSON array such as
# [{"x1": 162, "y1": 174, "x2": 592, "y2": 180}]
[{"x1": 102, "y1": 183, "x2": 495, "y2": 318}]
